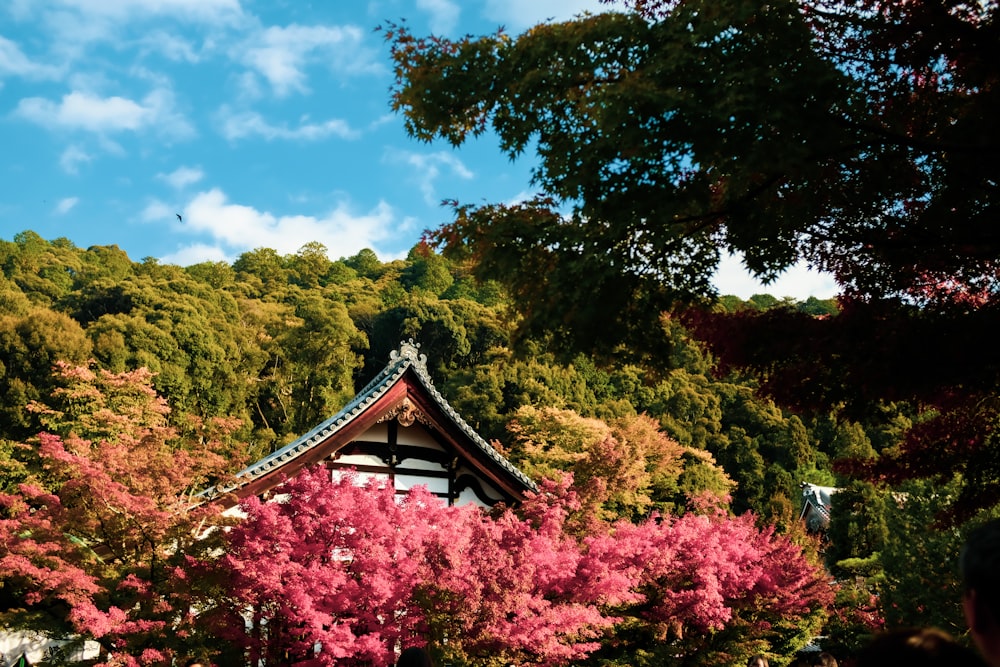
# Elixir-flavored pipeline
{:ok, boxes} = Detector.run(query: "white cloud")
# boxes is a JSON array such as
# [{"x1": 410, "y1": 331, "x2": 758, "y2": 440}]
[
  {"x1": 417, "y1": 0, "x2": 461, "y2": 34},
  {"x1": 15, "y1": 88, "x2": 193, "y2": 139},
  {"x1": 367, "y1": 113, "x2": 396, "y2": 131},
  {"x1": 12, "y1": 1, "x2": 244, "y2": 70},
  {"x1": 65, "y1": 69, "x2": 117, "y2": 95},
  {"x1": 505, "y1": 189, "x2": 537, "y2": 206},
  {"x1": 158, "y1": 165, "x2": 204, "y2": 189},
  {"x1": 25, "y1": 92, "x2": 147, "y2": 131},
  {"x1": 54, "y1": 196, "x2": 79, "y2": 214},
  {"x1": 59, "y1": 144, "x2": 93, "y2": 174},
  {"x1": 238, "y1": 23, "x2": 379, "y2": 97},
  {"x1": 0, "y1": 36, "x2": 62, "y2": 79},
  {"x1": 483, "y1": 0, "x2": 608, "y2": 30},
  {"x1": 159, "y1": 242, "x2": 230, "y2": 265},
  {"x1": 42, "y1": 0, "x2": 244, "y2": 25},
  {"x1": 15, "y1": 0, "x2": 243, "y2": 66},
  {"x1": 140, "y1": 198, "x2": 175, "y2": 222},
  {"x1": 135, "y1": 30, "x2": 201, "y2": 63},
  {"x1": 166, "y1": 188, "x2": 398, "y2": 262},
  {"x1": 712, "y1": 253, "x2": 840, "y2": 301},
  {"x1": 233, "y1": 71, "x2": 263, "y2": 100},
  {"x1": 218, "y1": 108, "x2": 357, "y2": 141},
  {"x1": 385, "y1": 148, "x2": 474, "y2": 205}
]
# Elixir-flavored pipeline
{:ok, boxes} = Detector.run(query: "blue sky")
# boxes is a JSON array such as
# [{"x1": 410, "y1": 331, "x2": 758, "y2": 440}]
[{"x1": 0, "y1": 0, "x2": 837, "y2": 300}]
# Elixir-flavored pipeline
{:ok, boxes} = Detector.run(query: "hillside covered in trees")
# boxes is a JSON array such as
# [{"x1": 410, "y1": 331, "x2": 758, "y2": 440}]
[
  {"x1": 0, "y1": 230, "x2": 990, "y2": 665},
  {"x1": 0, "y1": 229, "x2": 842, "y2": 516}
]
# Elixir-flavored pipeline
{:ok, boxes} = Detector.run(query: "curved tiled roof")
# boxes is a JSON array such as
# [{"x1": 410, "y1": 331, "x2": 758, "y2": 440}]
[{"x1": 222, "y1": 340, "x2": 536, "y2": 495}]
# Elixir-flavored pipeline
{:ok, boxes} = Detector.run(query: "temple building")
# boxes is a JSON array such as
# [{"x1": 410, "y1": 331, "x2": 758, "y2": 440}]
[{"x1": 214, "y1": 340, "x2": 536, "y2": 509}]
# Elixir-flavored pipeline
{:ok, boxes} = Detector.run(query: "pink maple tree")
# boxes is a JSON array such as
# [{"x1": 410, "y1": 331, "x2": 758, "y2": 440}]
[
  {"x1": 420, "y1": 476, "x2": 624, "y2": 666},
  {"x1": 200, "y1": 469, "x2": 620, "y2": 667},
  {"x1": 201, "y1": 467, "x2": 440, "y2": 666},
  {"x1": 0, "y1": 363, "x2": 243, "y2": 666},
  {"x1": 205, "y1": 469, "x2": 833, "y2": 666}
]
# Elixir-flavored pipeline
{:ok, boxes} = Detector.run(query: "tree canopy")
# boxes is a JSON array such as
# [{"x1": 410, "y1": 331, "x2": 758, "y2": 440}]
[
  {"x1": 385, "y1": 0, "x2": 1000, "y2": 517},
  {"x1": 388, "y1": 0, "x2": 997, "y2": 314}
]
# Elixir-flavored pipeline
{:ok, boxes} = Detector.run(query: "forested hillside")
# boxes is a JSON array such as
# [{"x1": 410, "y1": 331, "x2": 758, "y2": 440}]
[
  {"x1": 0, "y1": 229, "x2": 988, "y2": 663},
  {"x1": 0, "y1": 230, "x2": 841, "y2": 518}
]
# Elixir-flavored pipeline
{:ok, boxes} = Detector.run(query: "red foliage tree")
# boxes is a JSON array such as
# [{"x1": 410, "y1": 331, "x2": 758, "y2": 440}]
[
  {"x1": 199, "y1": 470, "x2": 618, "y2": 667},
  {"x1": 0, "y1": 363, "x2": 243, "y2": 666},
  {"x1": 0, "y1": 366, "x2": 834, "y2": 666},
  {"x1": 582, "y1": 506, "x2": 833, "y2": 662},
  {"x1": 202, "y1": 469, "x2": 833, "y2": 666}
]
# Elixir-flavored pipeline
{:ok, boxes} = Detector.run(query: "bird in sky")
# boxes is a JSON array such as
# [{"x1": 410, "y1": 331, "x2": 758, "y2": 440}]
[{"x1": 176, "y1": 213, "x2": 182, "y2": 222}]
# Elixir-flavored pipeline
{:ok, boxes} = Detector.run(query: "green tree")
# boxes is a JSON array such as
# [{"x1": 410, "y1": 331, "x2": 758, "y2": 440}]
[
  {"x1": 385, "y1": 1, "x2": 849, "y2": 350},
  {"x1": 402, "y1": 242, "x2": 455, "y2": 297},
  {"x1": 747, "y1": 294, "x2": 781, "y2": 312},
  {"x1": 288, "y1": 241, "x2": 334, "y2": 289},
  {"x1": 0, "y1": 309, "x2": 92, "y2": 438},
  {"x1": 233, "y1": 247, "x2": 289, "y2": 297},
  {"x1": 0, "y1": 276, "x2": 32, "y2": 316},
  {"x1": 185, "y1": 260, "x2": 238, "y2": 290},
  {"x1": 1, "y1": 232, "x2": 84, "y2": 306},
  {"x1": 74, "y1": 243, "x2": 135, "y2": 285},
  {"x1": 231, "y1": 297, "x2": 296, "y2": 447},
  {"x1": 877, "y1": 478, "x2": 991, "y2": 635},
  {"x1": 367, "y1": 295, "x2": 471, "y2": 379},
  {"x1": 797, "y1": 296, "x2": 839, "y2": 317},
  {"x1": 342, "y1": 248, "x2": 384, "y2": 280},
  {"x1": 443, "y1": 347, "x2": 584, "y2": 441},
  {"x1": 827, "y1": 480, "x2": 889, "y2": 574},
  {"x1": 80, "y1": 275, "x2": 254, "y2": 423},
  {"x1": 279, "y1": 293, "x2": 367, "y2": 434},
  {"x1": 389, "y1": 0, "x2": 996, "y2": 333}
]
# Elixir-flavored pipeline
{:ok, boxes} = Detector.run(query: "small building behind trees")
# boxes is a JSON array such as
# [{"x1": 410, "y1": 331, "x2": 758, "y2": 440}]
[{"x1": 801, "y1": 482, "x2": 838, "y2": 532}]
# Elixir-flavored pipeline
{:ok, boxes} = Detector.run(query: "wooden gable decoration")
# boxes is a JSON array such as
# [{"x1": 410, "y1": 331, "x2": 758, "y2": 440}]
[{"x1": 220, "y1": 340, "x2": 536, "y2": 508}]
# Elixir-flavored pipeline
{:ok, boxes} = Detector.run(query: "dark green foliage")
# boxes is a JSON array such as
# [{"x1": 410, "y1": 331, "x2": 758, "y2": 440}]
[
  {"x1": 279, "y1": 293, "x2": 367, "y2": 434},
  {"x1": 388, "y1": 0, "x2": 998, "y2": 349},
  {"x1": 747, "y1": 294, "x2": 781, "y2": 311},
  {"x1": 402, "y1": 243, "x2": 455, "y2": 296},
  {"x1": 385, "y1": 0, "x2": 1000, "y2": 531},
  {"x1": 826, "y1": 481, "x2": 889, "y2": 573},
  {"x1": 798, "y1": 296, "x2": 839, "y2": 317},
  {"x1": 386, "y1": 1, "x2": 851, "y2": 355},
  {"x1": 878, "y1": 478, "x2": 972, "y2": 634}
]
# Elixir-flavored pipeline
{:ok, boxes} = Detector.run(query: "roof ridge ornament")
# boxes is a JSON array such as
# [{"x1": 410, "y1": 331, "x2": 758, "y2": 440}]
[
  {"x1": 197, "y1": 336, "x2": 537, "y2": 505},
  {"x1": 392, "y1": 339, "x2": 428, "y2": 371}
]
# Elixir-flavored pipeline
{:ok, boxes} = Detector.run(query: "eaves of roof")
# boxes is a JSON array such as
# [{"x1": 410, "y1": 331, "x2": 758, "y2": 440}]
[{"x1": 207, "y1": 340, "x2": 537, "y2": 501}]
